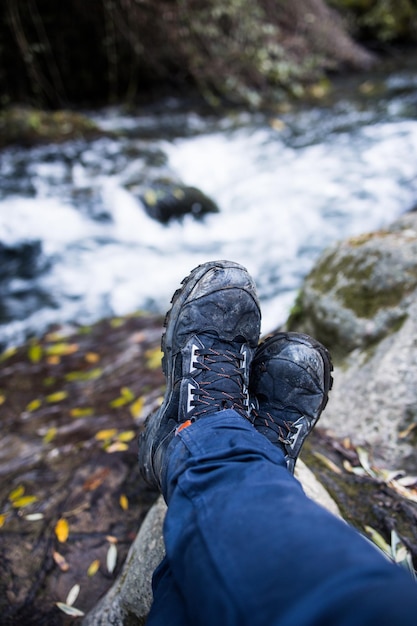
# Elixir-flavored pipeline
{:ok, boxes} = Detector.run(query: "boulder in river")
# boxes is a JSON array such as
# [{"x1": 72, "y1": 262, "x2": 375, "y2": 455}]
[{"x1": 140, "y1": 182, "x2": 219, "y2": 224}]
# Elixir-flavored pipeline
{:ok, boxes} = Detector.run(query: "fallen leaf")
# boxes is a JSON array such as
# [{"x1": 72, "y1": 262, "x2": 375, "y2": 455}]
[
  {"x1": 46, "y1": 342, "x2": 78, "y2": 356},
  {"x1": 107, "y1": 543, "x2": 117, "y2": 574},
  {"x1": 83, "y1": 468, "x2": 110, "y2": 491},
  {"x1": 46, "y1": 391, "x2": 68, "y2": 403},
  {"x1": 24, "y1": 513, "x2": 44, "y2": 521},
  {"x1": 65, "y1": 368, "x2": 102, "y2": 382},
  {"x1": 110, "y1": 317, "x2": 125, "y2": 328},
  {"x1": 66, "y1": 583, "x2": 80, "y2": 607},
  {"x1": 364, "y1": 525, "x2": 390, "y2": 556},
  {"x1": 9, "y1": 485, "x2": 25, "y2": 502},
  {"x1": 28, "y1": 343, "x2": 43, "y2": 363},
  {"x1": 87, "y1": 559, "x2": 100, "y2": 577},
  {"x1": 398, "y1": 423, "x2": 417, "y2": 439},
  {"x1": 117, "y1": 430, "x2": 136, "y2": 442},
  {"x1": 110, "y1": 387, "x2": 135, "y2": 408},
  {"x1": 313, "y1": 452, "x2": 342, "y2": 475},
  {"x1": 145, "y1": 347, "x2": 163, "y2": 370},
  {"x1": 12, "y1": 495, "x2": 38, "y2": 508},
  {"x1": 106, "y1": 535, "x2": 118, "y2": 544},
  {"x1": 106, "y1": 441, "x2": 128, "y2": 453},
  {"x1": 55, "y1": 518, "x2": 69, "y2": 543},
  {"x1": 0, "y1": 514, "x2": 7, "y2": 528},
  {"x1": 70, "y1": 407, "x2": 94, "y2": 418},
  {"x1": 85, "y1": 352, "x2": 100, "y2": 363},
  {"x1": 26, "y1": 398, "x2": 42, "y2": 412},
  {"x1": 43, "y1": 427, "x2": 57, "y2": 444},
  {"x1": 0, "y1": 346, "x2": 17, "y2": 361},
  {"x1": 47, "y1": 355, "x2": 61, "y2": 365},
  {"x1": 55, "y1": 603, "x2": 84, "y2": 617},
  {"x1": 119, "y1": 494, "x2": 129, "y2": 510},
  {"x1": 95, "y1": 429, "x2": 118, "y2": 441},
  {"x1": 130, "y1": 396, "x2": 145, "y2": 419},
  {"x1": 0, "y1": 394, "x2": 5, "y2": 405},
  {"x1": 343, "y1": 460, "x2": 367, "y2": 476},
  {"x1": 53, "y1": 550, "x2": 70, "y2": 572},
  {"x1": 356, "y1": 447, "x2": 378, "y2": 478}
]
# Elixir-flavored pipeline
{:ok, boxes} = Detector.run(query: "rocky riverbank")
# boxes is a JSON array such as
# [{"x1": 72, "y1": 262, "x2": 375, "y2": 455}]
[{"x1": 1, "y1": 213, "x2": 417, "y2": 624}]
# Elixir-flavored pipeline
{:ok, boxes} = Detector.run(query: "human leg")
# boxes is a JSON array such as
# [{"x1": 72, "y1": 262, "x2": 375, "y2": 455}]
[
  {"x1": 162, "y1": 410, "x2": 417, "y2": 626},
  {"x1": 139, "y1": 260, "x2": 417, "y2": 626},
  {"x1": 146, "y1": 557, "x2": 189, "y2": 626}
]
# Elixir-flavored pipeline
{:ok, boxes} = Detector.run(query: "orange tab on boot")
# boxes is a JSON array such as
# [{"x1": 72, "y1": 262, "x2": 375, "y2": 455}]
[{"x1": 176, "y1": 419, "x2": 193, "y2": 435}]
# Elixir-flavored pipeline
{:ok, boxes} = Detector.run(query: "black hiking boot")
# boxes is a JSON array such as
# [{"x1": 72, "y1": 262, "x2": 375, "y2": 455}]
[
  {"x1": 138, "y1": 260, "x2": 261, "y2": 491},
  {"x1": 249, "y1": 332, "x2": 333, "y2": 473}
]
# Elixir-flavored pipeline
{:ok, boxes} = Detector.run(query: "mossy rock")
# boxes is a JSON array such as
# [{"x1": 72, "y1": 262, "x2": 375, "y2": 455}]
[
  {"x1": 0, "y1": 107, "x2": 104, "y2": 149},
  {"x1": 288, "y1": 214, "x2": 417, "y2": 358}
]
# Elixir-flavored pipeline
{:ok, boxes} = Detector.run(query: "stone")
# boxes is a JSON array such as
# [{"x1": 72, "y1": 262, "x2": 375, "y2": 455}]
[{"x1": 288, "y1": 211, "x2": 417, "y2": 470}]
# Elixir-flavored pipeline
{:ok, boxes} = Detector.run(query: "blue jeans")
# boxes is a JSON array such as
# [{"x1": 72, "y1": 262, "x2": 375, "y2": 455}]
[{"x1": 147, "y1": 410, "x2": 417, "y2": 625}]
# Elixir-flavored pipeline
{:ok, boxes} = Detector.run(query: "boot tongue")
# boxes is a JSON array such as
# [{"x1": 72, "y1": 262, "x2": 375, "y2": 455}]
[{"x1": 183, "y1": 333, "x2": 248, "y2": 419}]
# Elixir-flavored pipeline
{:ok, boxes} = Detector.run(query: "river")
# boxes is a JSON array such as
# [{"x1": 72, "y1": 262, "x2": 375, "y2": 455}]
[{"x1": 1, "y1": 66, "x2": 417, "y2": 348}]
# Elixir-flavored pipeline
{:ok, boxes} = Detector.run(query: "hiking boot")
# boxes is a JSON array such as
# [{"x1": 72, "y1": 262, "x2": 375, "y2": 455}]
[
  {"x1": 249, "y1": 332, "x2": 333, "y2": 473},
  {"x1": 138, "y1": 260, "x2": 261, "y2": 491}
]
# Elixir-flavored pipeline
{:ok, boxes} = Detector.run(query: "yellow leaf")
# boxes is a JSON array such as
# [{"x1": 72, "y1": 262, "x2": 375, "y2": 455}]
[
  {"x1": 65, "y1": 368, "x2": 103, "y2": 382},
  {"x1": 12, "y1": 495, "x2": 38, "y2": 508},
  {"x1": 45, "y1": 331, "x2": 65, "y2": 342},
  {"x1": 313, "y1": 452, "x2": 342, "y2": 475},
  {"x1": 110, "y1": 396, "x2": 129, "y2": 408},
  {"x1": 130, "y1": 396, "x2": 144, "y2": 419},
  {"x1": 46, "y1": 391, "x2": 68, "y2": 403},
  {"x1": 95, "y1": 429, "x2": 117, "y2": 441},
  {"x1": 70, "y1": 407, "x2": 94, "y2": 418},
  {"x1": 28, "y1": 343, "x2": 43, "y2": 363},
  {"x1": 87, "y1": 559, "x2": 100, "y2": 577},
  {"x1": 119, "y1": 494, "x2": 129, "y2": 511},
  {"x1": 85, "y1": 352, "x2": 100, "y2": 363},
  {"x1": 0, "y1": 394, "x2": 5, "y2": 405},
  {"x1": 9, "y1": 485, "x2": 25, "y2": 502},
  {"x1": 43, "y1": 427, "x2": 57, "y2": 444},
  {"x1": 26, "y1": 398, "x2": 42, "y2": 412},
  {"x1": 145, "y1": 347, "x2": 163, "y2": 370},
  {"x1": 55, "y1": 518, "x2": 69, "y2": 543},
  {"x1": 110, "y1": 317, "x2": 125, "y2": 328},
  {"x1": 46, "y1": 342, "x2": 78, "y2": 356},
  {"x1": 106, "y1": 441, "x2": 128, "y2": 453},
  {"x1": 117, "y1": 430, "x2": 136, "y2": 442},
  {"x1": 0, "y1": 346, "x2": 17, "y2": 361},
  {"x1": 0, "y1": 514, "x2": 7, "y2": 528},
  {"x1": 364, "y1": 525, "x2": 390, "y2": 556},
  {"x1": 110, "y1": 387, "x2": 135, "y2": 408}
]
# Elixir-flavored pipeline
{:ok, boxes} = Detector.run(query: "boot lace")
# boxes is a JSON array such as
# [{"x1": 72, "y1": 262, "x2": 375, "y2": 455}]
[
  {"x1": 251, "y1": 403, "x2": 299, "y2": 445},
  {"x1": 189, "y1": 343, "x2": 248, "y2": 419}
]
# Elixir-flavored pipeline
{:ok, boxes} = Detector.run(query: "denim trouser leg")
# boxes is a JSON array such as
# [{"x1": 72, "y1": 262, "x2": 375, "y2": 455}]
[
  {"x1": 147, "y1": 556, "x2": 189, "y2": 625},
  {"x1": 149, "y1": 410, "x2": 417, "y2": 626}
]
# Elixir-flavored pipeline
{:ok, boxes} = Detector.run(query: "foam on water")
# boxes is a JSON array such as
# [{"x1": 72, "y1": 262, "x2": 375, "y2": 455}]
[{"x1": 1, "y1": 88, "x2": 417, "y2": 346}]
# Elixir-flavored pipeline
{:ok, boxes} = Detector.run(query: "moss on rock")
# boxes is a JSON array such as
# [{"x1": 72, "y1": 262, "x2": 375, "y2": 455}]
[{"x1": 0, "y1": 107, "x2": 104, "y2": 149}]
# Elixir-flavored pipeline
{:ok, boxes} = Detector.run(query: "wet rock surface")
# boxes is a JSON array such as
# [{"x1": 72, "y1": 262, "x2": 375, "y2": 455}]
[
  {"x1": 2, "y1": 208, "x2": 417, "y2": 623},
  {"x1": 288, "y1": 211, "x2": 417, "y2": 470},
  {"x1": 0, "y1": 313, "x2": 164, "y2": 625}
]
